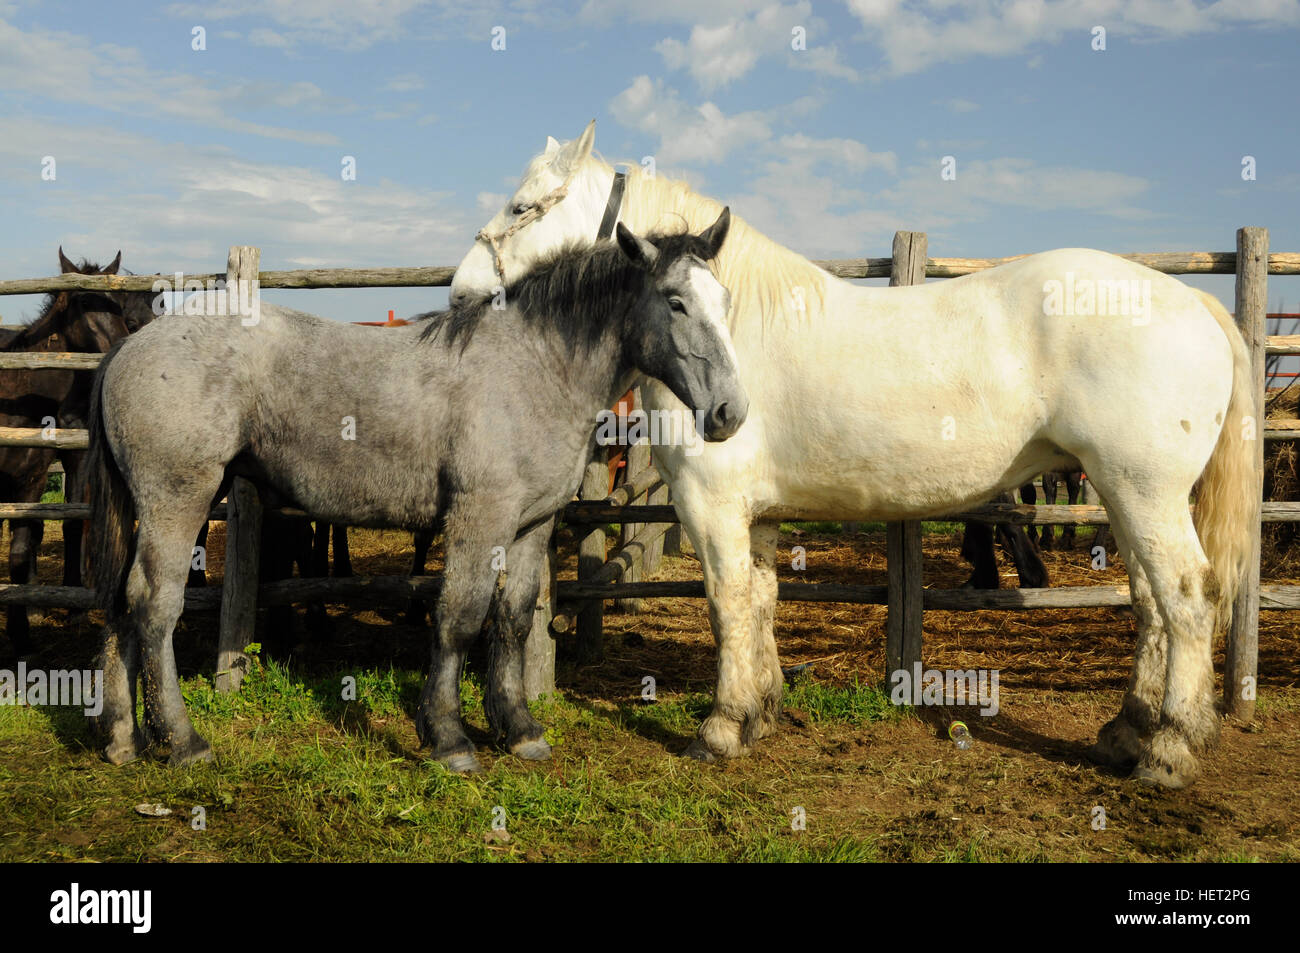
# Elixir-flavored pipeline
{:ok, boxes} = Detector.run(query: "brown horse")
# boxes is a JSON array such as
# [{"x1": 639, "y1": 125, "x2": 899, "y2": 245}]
[{"x1": 1, "y1": 249, "x2": 154, "y2": 654}]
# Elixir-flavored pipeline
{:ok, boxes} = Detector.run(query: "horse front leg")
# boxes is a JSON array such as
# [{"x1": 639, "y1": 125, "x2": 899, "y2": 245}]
[
  {"x1": 676, "y1": 501, "x2": 760, "y2": 761},
  {"x1": 483, "y1": 518, "x2": 553, "y2": 760},
  {"x1": 416, "y1": 502, "x2": 515, "y2": 773}
]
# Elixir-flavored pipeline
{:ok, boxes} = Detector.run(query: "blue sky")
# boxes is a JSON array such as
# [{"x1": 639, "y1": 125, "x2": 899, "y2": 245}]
[{"x1": 1, "y1": 0, "x2": 1298, "y2": 334}]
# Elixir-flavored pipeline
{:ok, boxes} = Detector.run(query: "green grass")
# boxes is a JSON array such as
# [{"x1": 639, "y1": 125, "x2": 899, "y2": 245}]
[
  {"x1": 783, "y1": 678, "x2": 905, "y2": 725},
  {"x1": 0, "y1": 655, "x2": 909, "y2": 863}
]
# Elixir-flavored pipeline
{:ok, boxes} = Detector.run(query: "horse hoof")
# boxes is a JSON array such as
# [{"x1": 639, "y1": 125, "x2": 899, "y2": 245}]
[
  {"x1": 168, "y1": 740, "x2": 214, "y2": 767},
  {"x1": 511, "y1": 739, "x2": 552, "y2": 761},
  {"x1": 1084, "y1": 742, "x2": 1133, "y2": 770},
  {"x1": 683, "y1": 739, "x2": 719, "y2": 763},
  {"x1": 1130, "y1": 762, "x2": 1193, "y2": 790},
  {"x1": 440, "y1": 752, "x2": 482, "y2": 774},
  {"x1": 103, "y1": 741, "x2": 141, "y2": 766}
]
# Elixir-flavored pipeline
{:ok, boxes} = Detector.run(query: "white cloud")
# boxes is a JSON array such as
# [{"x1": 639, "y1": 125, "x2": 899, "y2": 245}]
[
  {"x1": 652, "y1": 1, "x2": 858, "y2": 88},
  {"x1": 845, "y1": 0, "x2": 1300, "y2": 76},
  {"x1": 771, "y1": 133, "x2": 897, "y2": 174},
  {"x1": 0, "y1": 16, "x2": 344, "y2": 144},
  {"x1": 941, "y1": 97, "x2": 981, "y2": 113},
  {"x1": 0, "y1": 117, "x2": 474, "y2": 278},
  {"x1": 164, "y1": 0, "x2": 432, "y2": 50},
  {"x1": 609, "y1": 75, "x2": 771, "y2": 166}
]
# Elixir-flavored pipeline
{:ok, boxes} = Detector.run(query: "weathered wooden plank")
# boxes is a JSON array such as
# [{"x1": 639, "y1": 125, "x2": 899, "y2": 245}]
[
  {"x1": 605, "y1": 463, "x2": 662, "y2": 508},
  {"x1": 573, "y1": 460, "x2": 609, "y2": 665},
  {"x1": 591, "y1": 520, "x2": 672, "y2": 588},
  {"x1": 7, "y1": 574, "x2": 1300, "y2": 613},
  {"x1": 0, "y1": 352, "x2": 102, "y2": 370},
  {"x1": 0, "y1": 426, "x2": 88, "y2": 449},
  {"x1": 215, "y1": 246, "x2": 263, "y2": 694},
  {"x1": 0, "y1": 266, "x2": 456, "y2": 297},
  {"x1": 1226, "y1": 227, "x2": 1268, "y2": 720},
  {"x1": 14, "y1": 498, "x2": 1300, "y2": 528},
  {"x1": 885, "y1": 231, "x2": 927, "y2": 680},
  {"x1": 5, "y1": 252, "x2": 1299, "y2": 299},
  {"x1": 1265, "y1": 335, "x2": 1300, "y2": 356},
  {"x1": 924, "y1": 251, "x2": 1300, "y2": 278},
  {"x1": 522, "y1": 526, "x2": 557, "y2": 700}
]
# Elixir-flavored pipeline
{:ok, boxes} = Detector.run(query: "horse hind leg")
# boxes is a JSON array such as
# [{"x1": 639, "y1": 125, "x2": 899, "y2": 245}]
[
  {"x1": 1039, "y1": 472, "x2": 1059, "y2": 550},
  {"x1": 95, "y1": 615, "x2": 145, "y2": 764},
  {"x1": 130, "y1": 495, "x2": 219, "y2": 765},
  {"x1": 1061, "y1": 470, "x2": 1082, "y2": 550},
  {"x1": 6, "y1": 520, "x2": 43, "y2": 655},
  {"x1": 960, "y1": 519, "x2": 1000, "y2": 589},
  {"x1": 1092, "y1": 488, "x2": 1217, "y2": 788},
  {"x1": 1086, "y1": 513, "x2": 1165, "y2": 770}
]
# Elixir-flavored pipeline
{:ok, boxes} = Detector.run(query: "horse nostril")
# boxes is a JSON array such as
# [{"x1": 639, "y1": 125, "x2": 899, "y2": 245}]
[{"x1": 711, "y1": 402, "x2": 734, "y2": 434}]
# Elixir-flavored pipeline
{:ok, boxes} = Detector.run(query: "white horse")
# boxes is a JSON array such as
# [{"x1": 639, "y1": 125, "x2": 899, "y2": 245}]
[{"x1": 450, "y1": 122, "x2": 1257, "y2": 789}]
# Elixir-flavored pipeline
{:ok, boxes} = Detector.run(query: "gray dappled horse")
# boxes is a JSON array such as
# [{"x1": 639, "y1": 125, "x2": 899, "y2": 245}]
[{"x1": 88, "y1": 213, "x2": 746, "y2": 772}]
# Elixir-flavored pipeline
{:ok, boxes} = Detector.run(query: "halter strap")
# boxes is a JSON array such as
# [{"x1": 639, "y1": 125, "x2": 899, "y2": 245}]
[
  {"x1": 476, "y1": 167, "x2": 627, "y2": 280},
  {"x1": 596, "y1": 171, "x2": 626, "y2": 241}
]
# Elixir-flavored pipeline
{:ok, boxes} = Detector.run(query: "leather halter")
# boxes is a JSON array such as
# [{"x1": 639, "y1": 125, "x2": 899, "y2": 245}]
[
  {"x1": 476, "y1": 169, "x2": 627, "y2": 280},
  {"x1": 596, "y1": 171, "x2": 626, "y2": 241}
]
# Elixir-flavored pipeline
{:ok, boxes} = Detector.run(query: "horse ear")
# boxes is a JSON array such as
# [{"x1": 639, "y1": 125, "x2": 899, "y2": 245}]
[
  {"x1": 101, "y1": 251, "x2": 122, "y2": 275},
  {"x1": 616, "y1": 223, "x2": 658, "y2": 270},
  {"x1": 544, "y1": 136, "x2": 560, "y2": 155},
  {"x1": 553, "y1": 119, "x2": 596, "y2": 176},
  {"x1": 700, "y1": 207, "x2": 731, "y2": 260},
  {"x1": 58, "y1": 246, "x2": 77, "y2": 274}
]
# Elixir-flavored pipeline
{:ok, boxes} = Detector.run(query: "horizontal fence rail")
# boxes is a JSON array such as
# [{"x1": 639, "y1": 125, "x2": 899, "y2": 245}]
[
  {"x1": 6, "y1": 252, "x2": 1300, "y2": 298},
  {"x1": 6, "y1": 577, "x2": 1300, "y2": 613},
  {"x1": 9, "y1": 499, "x2": 1300, "y2": 526}
]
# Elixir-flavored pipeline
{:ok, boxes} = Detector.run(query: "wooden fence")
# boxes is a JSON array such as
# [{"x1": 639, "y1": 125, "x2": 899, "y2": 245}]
[{"x1": 2, "y1": 230, "x2": 1299, "y2": 717}]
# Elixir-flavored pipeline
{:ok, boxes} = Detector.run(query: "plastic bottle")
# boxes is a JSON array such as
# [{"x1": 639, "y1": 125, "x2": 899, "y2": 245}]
[{"x1": 948, "y1": 720, "x2": 972, "y2": 750}]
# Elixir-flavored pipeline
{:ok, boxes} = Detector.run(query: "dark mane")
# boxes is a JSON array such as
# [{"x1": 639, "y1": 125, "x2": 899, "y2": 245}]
[
  {"x1": 6, "y1": 262, "x2": 155, "y2": 351},
  {"x1": 6, "y1": 257, "x2": 126, "y2": 350},
  {"x1": 418, "y1": 230, "x2": 714, "y2": 354}
]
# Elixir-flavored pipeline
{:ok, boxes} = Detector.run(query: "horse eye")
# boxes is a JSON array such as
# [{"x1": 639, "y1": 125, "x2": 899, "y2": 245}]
[
  {"x1": 512, "y1": 203, "x2": 531, "y2": 216},
  {"x1": 668, "y1": 298, "x2": 686, "y2": 314}
]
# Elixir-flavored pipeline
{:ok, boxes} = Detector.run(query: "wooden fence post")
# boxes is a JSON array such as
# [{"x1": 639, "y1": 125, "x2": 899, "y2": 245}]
[
  {"x1": 523, "y1": 525, "x2": 557, "y2": 699},
  {"x1": 885, "y1": 231, "x2": 927, "y2": 682},
  {"x1": 573, "y1": 459, "x2": 609, "y2": 664},
  {"x1": 662, "y1": 485, "x2": 683, "y2": 556},
  {"x1": 216, "y1": 246, "x2": 263, "y2": 693},
  {"x1": 1226, "y1": 226, "x2": 1268, "y2": 720},
  {"x1": 616, "y1": 386, "x2": 650, "y2": 613}
]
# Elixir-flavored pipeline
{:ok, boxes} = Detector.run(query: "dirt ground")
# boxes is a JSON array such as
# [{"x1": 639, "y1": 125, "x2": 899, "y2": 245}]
[{"x1": 4, "y1": 518, "x2": 1299, "y2": 861}]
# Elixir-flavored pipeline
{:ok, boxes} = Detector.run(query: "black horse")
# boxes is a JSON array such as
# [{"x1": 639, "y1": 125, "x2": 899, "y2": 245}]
[
  {"x1": 0, "y1": 249, "x2": 155, "y2": 654},
  {"x1": 961, "y1": 469, "x2": 1114, "y2": 589}
]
